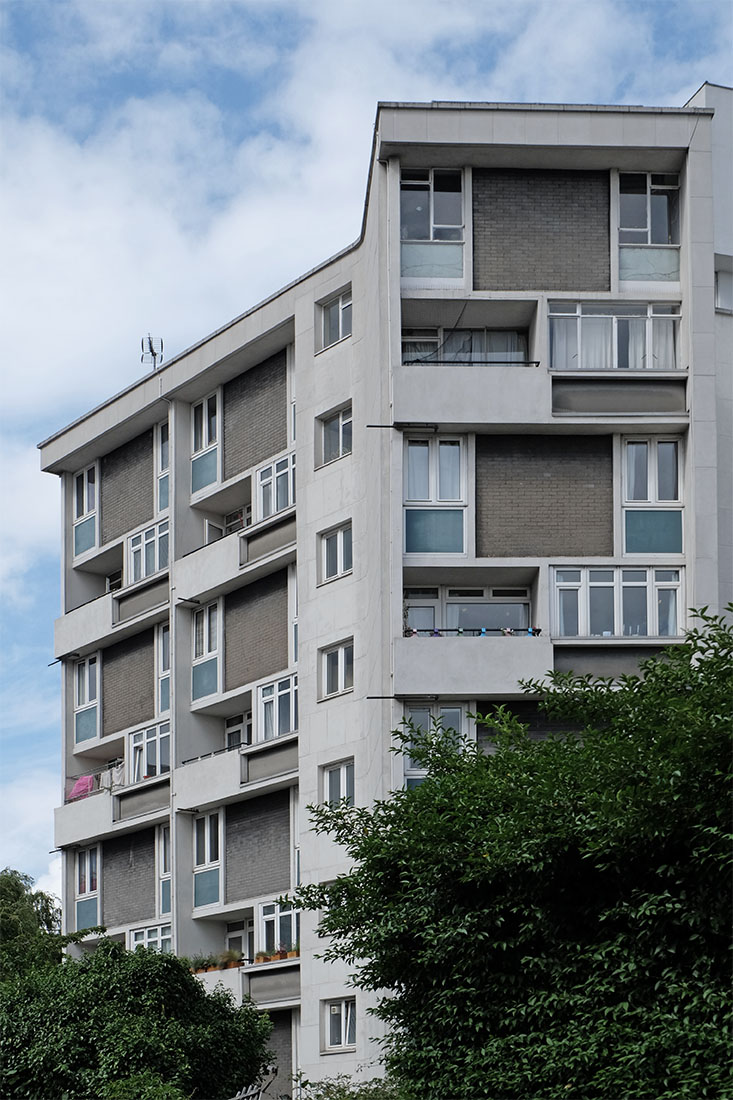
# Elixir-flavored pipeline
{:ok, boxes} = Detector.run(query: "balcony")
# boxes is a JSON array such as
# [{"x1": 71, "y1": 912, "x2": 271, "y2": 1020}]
[
  {"x1": 394, "y1": 632, "x2": 553, "y2": 697},
  {"x1": 177, "y1": 733, "x2": 298, "y2": 809}
]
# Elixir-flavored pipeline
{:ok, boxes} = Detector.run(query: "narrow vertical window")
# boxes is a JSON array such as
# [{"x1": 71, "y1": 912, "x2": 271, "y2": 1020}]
[
  {"x1": 73, "y1": 465, "x2": 97, "y2": 556},
  {"x1": 193, "y1": 811, "x2": 220, "y2": 907},
  {"x1": 191, "y1": 392, "x2": 219, "y2": 493}
]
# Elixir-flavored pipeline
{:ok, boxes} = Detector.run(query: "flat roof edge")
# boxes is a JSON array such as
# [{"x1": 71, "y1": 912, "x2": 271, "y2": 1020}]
[{"x1": 376, "y1": 100, "x2": 714, "y2": 115}]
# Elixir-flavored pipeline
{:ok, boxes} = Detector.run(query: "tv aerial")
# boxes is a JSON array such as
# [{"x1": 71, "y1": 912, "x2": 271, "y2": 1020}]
[{"x1": 141, "y1": 334, "x2": 164, "y2": 370}]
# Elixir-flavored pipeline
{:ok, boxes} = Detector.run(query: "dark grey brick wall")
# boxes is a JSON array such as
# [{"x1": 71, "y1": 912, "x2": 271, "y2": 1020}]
[
  {"x1": 223, "y1": 353, "x2": 287, "y2": 479},
  {"x1": 102, "y1": 629, "x2": 155, "y2": 736},
  {"x1": 475, "y1": 435, "x2": 613, "y2": 556},
  {"x1": 102, "y1": 828, "x2": 156, "y2": 927},
  {"x1": 472, "y1": 169, "x2": 610, "y2": 291},
  {"x1": 101, "y1": 430, "x2": 154, "y2": 544},
  {"x1": 225, "y1": 791, "x2": 291, "y2": 902},
  {"x1": 267, "y1": 1010, "x2": 293, "y2": 1098},
  {"x1": 224, "y1": 570, "x2": 288, "y2": 690}
]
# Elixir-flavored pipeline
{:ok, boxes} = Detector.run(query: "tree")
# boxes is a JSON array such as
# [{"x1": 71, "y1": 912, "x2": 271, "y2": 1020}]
[
  {"x1": 294, "y1": 610, "x2": 733, "y2": 1100},
  {"x1": 0, "y1": 938, "x2": 272, "y2": 1099},
  {"x1": 0, "y1": 867, "x2": 62, "y2": 979}
]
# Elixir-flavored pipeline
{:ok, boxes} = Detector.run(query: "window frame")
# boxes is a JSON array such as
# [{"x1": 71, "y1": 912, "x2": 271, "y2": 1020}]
[
  {"x1": 72, "y1": 463, "x2": 98, "y2": 556},
  {"x1": 622, "y1": 437, "x2": 683, "y2": 556},
  {"x1": 324, "y1": 759, "x2": 355, "y2": 806},
  {"x1": 75, "y1": 845, "x2": 99, "y2": 930},
  {"x1": 257, "y1": 452, "x2": 296, "y2": 522},
  {"x1": 548, "y1": 302, "x2": 681, "y2": 371},
  {"x1": 225, "y1": 711, "x2": 252, "y2": 749},
  {"x1": 157, "y1": 823, "x2": 171, "y2": 918},
  {"x1": 191, "y1": 390, "x2": 219, "y2": 494},
  {"x1": 74, "y1": 654, "x2": 99, "y2": 743},
  {"x1": 260, "y1": 900, "x2": 300, "y2": 956},
  {"x1": 156, "y1": 419, "x2": 170, "y2": 514},
  {"x1": 400, "y1": 168, "x2": 464, "y2": 243},
  {"x1": 403, "y1": 435, "x2": 466, "y2": 555},
  {"x1": 127, "y1": 519, "x2": 169, "y2": 585},
  {"x1": 192, "y1": 600, "x2": 220, "y2": 700},
  {"x1": 403, "y1": 703, "x2": 468, "y2": 788},
  {"x1": 404, "y1": 585, "x2": 532, "y2": 636},
  {"x1": 553, "y1": 566, "x2": 683, "y2": 638},
  {"x1": 258, "y1": 674, "x2": 298, "y2": 741},
  {"x1": 321, "y1": 640, "x2": 354, "y2": 699},
  {"x1": 130, "y1": 923, "x2": 172, "y2": 953},
  {"x1": 319, "y1": 522, "x2": 353, "y2": 584},
  {"x1": 129, "y1": 721, "x2": 170, "y2": 785},
  {"x1": 323, "y1": 997, "x2": 356, "y2": 1052},
  {"x1": 319, "y1": 404, "x2": 353, "y2": 466},
  {"x1": 320, "y1": 288, "x2": 352, "y2": 350},
  {"x1": 618, "y1": 172, "x2": 680, "y2": 246},
  {"x1": 193, "y1": 810, "x2": 221, "y2": 909}
]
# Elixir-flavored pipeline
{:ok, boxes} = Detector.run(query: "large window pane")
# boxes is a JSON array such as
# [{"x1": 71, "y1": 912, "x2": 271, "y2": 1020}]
[
  {"x1": 581, "y1": 316, "x2": 612, "y2": 370},
  {"x1": 192, "y1": 657, "x2": 218, "y2": 700},
  {"x1": 619, "y1": 174, "x2": 647, "y2": 228},
  {"x1": 193, "y1": 868, "x2": 219, "y2": 907},
  {"x1": 589, "y1": 587, "x2": 614, "y2": 636},
  {"x1": 657, "y1": 588, "x2": 677, "y2": 636},
  {"x1": 550, "y1": 317, "x2": 578, "y2": 369},
  {"x1": 623, "y1": 586, "x2": 648, "y2": 636},
  {"x1": 558, "y1": 589, "x2": 579, "y2": 636},
  {"x1": 625, "y1": 510, "x2": 682, "y2": 553},
  {"x1": 74, "y1": 515, "x2": 95, "y2": 556},
  {"x1": 405, "y1": 509, "x2": 463, "y2": 553},
  {"x1": 400, "y1": 185, "x2": 430, "y2": 240},
  {"x1": 191, "y1": 448, "x2": 217, "y2": 492},
  {"x1": 432, "y1": 170, "x2": 462, "y2": 227},
  {"x1": 323, "y1": 416, "x2": 340, "y2": 463}
]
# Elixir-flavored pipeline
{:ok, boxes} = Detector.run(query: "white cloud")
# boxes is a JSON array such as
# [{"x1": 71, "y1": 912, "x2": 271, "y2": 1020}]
[
  {"x1": 0, "y1": 438, "x2": 59, "y2": 602},
  {"x1": 36, "y1": 854, "x2": 63, "y2": 905},
  {"x1": 0, "y1": 766, "x2": 59, "y2": 889}
]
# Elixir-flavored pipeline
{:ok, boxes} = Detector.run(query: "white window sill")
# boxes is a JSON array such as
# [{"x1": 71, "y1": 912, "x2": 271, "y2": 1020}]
[{"x1": 319, "y1": 687, "x2": 354, "y2": 704}]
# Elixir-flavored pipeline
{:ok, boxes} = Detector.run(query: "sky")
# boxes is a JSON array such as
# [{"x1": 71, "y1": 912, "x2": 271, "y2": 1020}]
[{"x1": 1, "y1": 0, "x2": 731, "y2": 901}]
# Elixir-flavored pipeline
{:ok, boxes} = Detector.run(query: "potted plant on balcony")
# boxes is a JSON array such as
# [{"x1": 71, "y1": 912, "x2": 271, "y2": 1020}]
[
  {"x1": 255, "y1": 950, "x2": 269, "y2": 965},
  {"x1": 219, "y1": 948, "x2": 244, "y2": 969},
  {"x1": 287, "y1": 941, "x2": 299, "y2": 959},
  {"x1": 190, "y1": 954, "x2": 210, "y2": 974},
  {"x1": 276, "y1": 942, "x2": 290, "y2": 960}
]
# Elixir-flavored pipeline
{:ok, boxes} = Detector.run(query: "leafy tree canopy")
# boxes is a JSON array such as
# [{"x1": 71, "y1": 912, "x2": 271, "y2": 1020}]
[
  {"x1": 294, "y1": 610, "x2": 733, "y2": 1100},
  {"x1": 0, "y1": 938, "x2": 272, "y2": 1099},
  {"x1": 0, "y1": 867, "x2": 63, "y2": 979}
]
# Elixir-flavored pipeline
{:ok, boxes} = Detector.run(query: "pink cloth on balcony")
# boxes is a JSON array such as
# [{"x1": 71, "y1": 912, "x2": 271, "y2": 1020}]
[{"x1": 68, "y1": 775, "x2": 94, "y2": 800}]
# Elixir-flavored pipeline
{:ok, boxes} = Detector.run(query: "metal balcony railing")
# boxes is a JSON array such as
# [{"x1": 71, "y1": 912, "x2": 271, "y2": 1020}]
[
  {"x1": 404, "y1": 627, "x2": 542, "y2": 637},
  {"x1": 64, "y1": 759, "x2": 124, "y2": 803},
  {"x1": 402, "y1": 357, "x2": 540, "y2": 367}
]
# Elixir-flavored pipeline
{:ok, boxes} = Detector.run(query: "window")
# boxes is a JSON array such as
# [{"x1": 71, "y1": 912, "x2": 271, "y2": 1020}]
[
  {"x1": 130, "y1": 722, "x2": 170, "y2": 784},
  {"x1": 225, "y1": 505, "x2": 251, "y2": 534},
  {"x1": 549, "y1": 302, "x2": 680, "y2": 370},
  {"x1": 130, "y1": 924, "x2": 172, "y2": 953},
  {"x1": 320, "y1": 405, "x2": 352, "y2": 465},
  {"x1": 259, "y1": 675, "x2": 298, "y2": 740},
  {"x1": 158, "y1": 624, "x2": 170, "y2": 714},
  {"x1": 404, "y1": 437, "x2": 465, "y2": 554},
  {"x1": 193, "y1": 811, "x2": 220, "y2": 907},
  {"x1": 325, "y1": 760, "x2": 354, "y2": 805},
  {"x1": 191, "y1": 392, "x2": 218, "y2": 493},
  {"x1": 192, "y1": 602, "x2": 219, "y2": 700},
  {"x1": 321, "y1": 289, "x2": 352, "y2": 349},
  {"x1": 324, "y1": 998, "x2": 356, "y2": 1051},
  {"x1": 554, "y1": 567, "x2": 682, "y2": 638},
  {"x1": 157, "y1": 421, "x2": 170, "y2": 512},
  {"x1": 715, "y1": 268, "x2": 733, "y2": 312},
  {"x1": 404, "y1": 586, "x2": 531, "y2": 635},
  {"x1": 261, "y1": 901, "x2": 299, "y2": 955},
  {"x1": 322, "y1": 641, "x2": 354, "y2": 698},
  {"x1": 400, "y1": 169, "x2": 464, "y2": 280},
  {"x1": 258, "y1": 453, "x2": 295, "y2": 521},
  {"x1": 74, "y1": 656, "x2": 98, "y2": 743},
  {"x1": 73, "y1": 464, "x2": 97, "y2": 556},
  {"x1": 128, "y1": 520, "x2": 169, "y2": 583},
  {"x1": 226, "y1": 918, "x2": 254, "y2": 963},
  {"x1": 76, "y1": 846, "x2": 99, "y2": 930},
  {"x1": 624, "y1": 439, "x2": 682, "y2": 553},
  {"x1": 619, "y1": 173, "x2": 680, "y2": 281},
  {"x1": 320, "y1": 523, "x2": 353, "y2": 583},
  {"x1": 225, "y1": 712, "x2": 252, "y2": 749},
  {"x1": 404, "y1": 704, "x2": 465, "y2": 788},
  {"x1": 157, "y1": 824, "x2": 171, "y2": 916},
  {"x1": 106, "y1": 570, "x2": 122, "y2": 593},
  {"x1": 402, "y1": 328, "x2": 528, "y2": 365}
]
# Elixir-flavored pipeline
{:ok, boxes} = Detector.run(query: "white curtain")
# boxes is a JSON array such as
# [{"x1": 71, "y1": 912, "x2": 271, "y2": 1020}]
[
  {"x1": 581, "y1": 317, "x2": 612, "y2": 369},
  {"x1": 652, "y1": 317, "x2": 677, "y2": 368},
  {"x1": 550, "y1": 317, "x2": 577, "y2": 369}
]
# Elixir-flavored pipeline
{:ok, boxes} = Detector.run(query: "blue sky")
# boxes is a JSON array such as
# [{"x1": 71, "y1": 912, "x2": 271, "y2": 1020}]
[{"x1": 1, "y1": 0, "x2": 731, "y2": 898}]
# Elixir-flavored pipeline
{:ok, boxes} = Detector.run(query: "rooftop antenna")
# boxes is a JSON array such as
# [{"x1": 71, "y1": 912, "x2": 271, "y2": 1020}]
[{"x1": 141, "y1": 334, "x2": 164, "y2": 370}]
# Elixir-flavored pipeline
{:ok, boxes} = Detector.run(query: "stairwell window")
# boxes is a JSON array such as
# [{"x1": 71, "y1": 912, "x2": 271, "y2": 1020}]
[
  {"x1": 325, "y1": 759, "x2": 355, "y2": 805},
  {"x1": 624, "y1": 439, "x2": 682, "y2": 554},
  {"x1": 619, "y1": 173, "x2": 680, "y2": 281},
  {"x1": 193, "y1": 811, "x2": 220, "y2": 907},
  {"x1": 404, "y1": 437, "x2": 465, "y2": 554},
  {"x1": 73, "y1": 464, "x2": 97, "y2": 556},
  {"x1": 320, "y1": 405, "x2": 352, "y2": 465},
  {"x1": 76, "y1": 846, "x2": 99, "y2": 930},
  {"x1": 321, "y1": 289, "x2": 352, "y2": 349},
  {"x1": 192, "y1": 602, "x2": 219, "y2": 700},
  {"x1": 322, "y1": 641, "x2": 354, "y2": 698},
  {"x1": 191, "y1": 392, "x2": 218, "y2": 493}
]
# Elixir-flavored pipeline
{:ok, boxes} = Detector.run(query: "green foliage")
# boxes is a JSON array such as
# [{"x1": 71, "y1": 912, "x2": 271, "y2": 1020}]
[
  {"x1": 0, "y1": 867, "x2": 62, "y2": 979},
  {"x1": 0, "y1": 938, "x2": 272, "y2": 1099},
  {"x1": 294, "y1": 610, "x2": 733, "y2": 1100},
  {"x1": 296, "y1": 1074, "x2": 407, "y2": 1099}
]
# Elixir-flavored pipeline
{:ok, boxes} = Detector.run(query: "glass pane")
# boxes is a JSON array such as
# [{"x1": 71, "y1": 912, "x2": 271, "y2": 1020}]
[
  {"x1": 345, "y1": 763, "x2": 355, "y2": 805},
  {"x1": 345, "y1": 1001, "x2": 356, "y2": 1045},
  {"x1": 329, "y1": 1005, "x2": 343, "y2": 1047},
  {"x1": 405, "y1": 509, "x2": 463, "y2": 553},
  {"x1": 550, "y1": 317, "x2": 577, "y2": 369},
  {"x1": 276, "y1": 469, "x2": 289, "y2": 511},
  {"x1": 75, "y1": 706, "x2": 97, "y2": 743},
  {"x1": 207, "y1": 396, "x2": 217, "y2": 444},
  {"x1": 194, "y1": 611, "x2": 204, "y2": 659},
  {"x1": 657, "y1": 589, "x2": 677, "y2": 636},
  {"x1": 341, "y1": 300, "x2": 352, "y2": 338},
  {"x1": 146, "y1": 738, "x2": 156, "y2": 778},
  {"x1": 160, "y1": 732, "x2": 170, "y2": 773},
  {"x1": 652, "y1": 317, "x2": 678, "y2": 368},
  {"x1": 657, "y1": 442, "x2": 678, "y2": 500},
  {"x1": 161, "y1": 826, "x2": 170, "y2": 872},
  {"x1": 261, "y1": 480, "x2": 272, "y2": 518},
  {"x1": 343, "y1": 644, "x2": 354, "y2": 690},
  {"x1": 278, "y1": 694, "x2": 291, "y2": 736},
  {"x1": 619, "y1": 247, "x2": 679, "y2": 282},
  {"x1": 158, "y1": 473, "x2": 169, "y2": 511},
  {"x1": 400, "y1": 185, "x2": 430, "y2": 240},
  {"x1": 324, "y1": 533, "x2": 338, "y2": 578},
  {"x1": 89, "y1": 848, "x2": 97, "y2": 891},
  {"x1": 208, "y1": 605, "x2": 217, "y2": 649},
  {"x1": 263, "y1": 699, "x2": 274, "y2": 740},
  {"x1": 558, "y1": 589, "x2": 579, "y2": 636},
  {"x1": 326, "y1": 650, "x2": 339, "y2": 695},
  {"x1": 625, "y1": 510, "x2": 682, "y2": 553},
  {"x1": 74, "y1": 515, "x2": 95, "y2": 555},
  {"x1": 86, "y1": 468, "x2": 95, "y2": 511},
  {"x1": 407, "y1": 707, "x2": 430, "y2": 732},
  {"x1": 88, "y1": 658, "x2": 97, "y2": 702},
  {"x1": 193, "y1": 404, "x2": 203, "y2": 453},
  {"x1": 406, "y1": 605, "x2": 435, "y2": 632},
  {"x1": 556, "y1": 569, "x2": 581, "y2": 583},
  {"x1": 406, "y1": 441, "x2": 429, "y2": 500},
  {"x1": 400, "y1": 242, "x2": 463, "y2": 279},
  {"x1": 627, "y1": 443, "x2": 648, "y2": 500},
  {"x1": 440, "y1": 708, "x2": 462, "y2": 736},
  {"x1": 77, "y1": 856, "x2": 86, "y2": 894},
  {"x1": 161, "y1": 627, "x2": 170, "y2": 671},
  {"x1": 159, "y1": 424, "x2": 169, "y2": 470},
  {"x1": 193, "y1": 868, "x2": 219, "y2": 907},
  {"x1": 438, "y1": 441, "x2": 460, "y2": 500},
  {"x1": 323, "y1": 416, "x2": 340, "y2": 463},
  {"x1": 580, "y1": 317, "x2": 612, "y2": 370},
  {"x1": 619, "y1": 174, "x2": 647, "y2": 229},
  {"x1": 209, "y1": 814, "x2": 219, "y2": 862},
  {"x1": 191, "y1": 448, "x2": 217, "y2": 492},
  {"x1": 617, "y1": 318, "x2": 646, "y2": 369},
  {"x1": 195, "y1": 819, "x2": 206, "y2": 865},
  {"x1": 433, "y1": 171, "x2": 462, "y2": 227},
  {"x1": 76, "y1": 897, "x2": 98, "y2": 931},
  {"x1": 328, "y1": 768, "x2": 341, "y2": 803},
  {"x1": 651, "y1": 189, "x2": 679, "y2": 244},
  {"x1": 323, "y1": 301, "x2": 340, "y2": 346},
  {"x1": 589, "y1": 586, "x2": 615, "y2": 636},
  {"x1": 623, "y1": 585, "x2": 648, "y2": 636},
  {"x1": 341, "y1": 416, "x2": 352, "y2": 455},
  {"x1": 342, "y1": 526, "x2": 352, "y2": 572},
  {"x1": 446, "y1": 601, "x2": 528, "y2": 633},
  {"x1": 192, "y1": 657, "x2": 218, "y2": 700},
  {"x1": 145, "y1": 539, "x2": 155, "y2": 576},
  {"x1": 75, "y1": 473, "x2": 85, "y2": 519}
]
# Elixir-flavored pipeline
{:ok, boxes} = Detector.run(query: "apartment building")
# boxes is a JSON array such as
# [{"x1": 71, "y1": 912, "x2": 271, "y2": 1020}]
[{"x1": 40, "y1": 83, "x2": 732, "y2": 1091}]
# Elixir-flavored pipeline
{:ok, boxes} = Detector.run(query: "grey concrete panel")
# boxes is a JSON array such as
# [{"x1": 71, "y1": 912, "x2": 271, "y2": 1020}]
[
  {"x1": 102, "y1": 629, "x2": 155, "y2": 736},
  {"x1": 476, "y1": 434, "x2": 613, "y2": 556},
  {"x1": 116, "y1": 781, "x2": 170, "y2": 821},
  {"x1": 244, "y1": 516, "x2": 297, "y2": 563},
  {"x1": 552, "y1": 380, "x2": 687, "y2": 415},
  {"x1": 101, "y1": 430, "x2": 154, "y2": 544},
  {"x1": 225, "y1": 791, "x2": 291, "y2": 903},
  {"x1": 246, "y1": 741, "x2": 298, "y2": 783},
  {"x1": 102, "y1": 827, "x2": 156, "y2": 927},
  {"x1": 116, "y1": 579, "x2": 169, "y2": 622},
  {"x1": 224, "y1": 570, "x2": 288, "y2": 690},
  {"x1": 223, "y1": 353, "x2": 288, "y2": 479},
  {"x1": 248, "y1": 966, "x2": 300, "y2": 1005},
  {"x1": 554, "y1": 645, "x2": 668, "y2": 677},
  {"x1": 473, "y1": 169, "x2": 610, "y2": 291}
]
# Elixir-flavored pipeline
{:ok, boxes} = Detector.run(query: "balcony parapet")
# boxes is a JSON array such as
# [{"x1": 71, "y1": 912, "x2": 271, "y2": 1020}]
[{"x1": 394, "y1": 633, "x2": 553, "y2": 697}]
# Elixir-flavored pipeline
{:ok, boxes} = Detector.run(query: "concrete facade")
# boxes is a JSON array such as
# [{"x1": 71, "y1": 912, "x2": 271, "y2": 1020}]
[{"x1": 41, "y1": 85, "x2": 731, "y2": 1088}]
